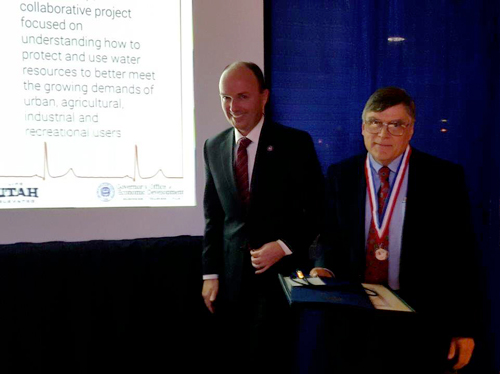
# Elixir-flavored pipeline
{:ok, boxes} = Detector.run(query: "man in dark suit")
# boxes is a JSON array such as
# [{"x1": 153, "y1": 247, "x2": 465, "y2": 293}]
[
  {"x1": 311, "y1": 87, "x2": 476, "y2": 373},
  {"x1": 202, "y1": 62, "x2": 323, "y2": 371}
]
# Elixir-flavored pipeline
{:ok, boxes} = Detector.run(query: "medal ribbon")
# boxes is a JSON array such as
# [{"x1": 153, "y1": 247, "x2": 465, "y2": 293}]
[{"x1": 365, "y1": 145, "x2": 411, "y2": 244}]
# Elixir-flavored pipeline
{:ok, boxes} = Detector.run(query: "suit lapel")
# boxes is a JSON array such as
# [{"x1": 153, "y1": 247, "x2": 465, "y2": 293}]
[
  {"x1": 249, "y1": 121, "x2": 277, "y2": 208},
  {"x1": 250, "y1": 123, "x2": 268, "y2": 193},
  {"x1": 219, "y1": 130, "x2": 241, "y2": 205},
  {"x1": 400, "y1": 148, "x2": 421, "y2": 279}
]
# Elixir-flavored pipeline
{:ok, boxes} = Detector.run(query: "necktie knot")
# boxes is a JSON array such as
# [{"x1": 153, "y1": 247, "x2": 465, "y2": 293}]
[
  {"x1": 239, "y1": 137, "x2": 252, "y2": 150},
  {"x1": 378, "y1": 166, "x2": 390, "y2": 183}
]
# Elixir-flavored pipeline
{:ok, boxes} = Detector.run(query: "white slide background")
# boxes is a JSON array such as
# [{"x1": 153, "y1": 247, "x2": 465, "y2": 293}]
[
  {"x1": 1, "y1": 1, "x2": 195, "y2": 208},
  {"x1": 0, "y1": 0, "x2": 264, "y2": 244}
]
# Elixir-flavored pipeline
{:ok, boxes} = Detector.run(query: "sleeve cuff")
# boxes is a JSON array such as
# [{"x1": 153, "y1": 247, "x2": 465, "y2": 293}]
[
  {"x1": 203, "y1": 274, "x2": 219, "y2": 280},
  {"x1": 277, "y1": 239, "x2": 292, "y2": 255}
]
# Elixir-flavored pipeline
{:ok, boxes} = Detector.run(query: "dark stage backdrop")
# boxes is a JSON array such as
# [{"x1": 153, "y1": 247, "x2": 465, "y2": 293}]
[{"x1": 265, "y1": 1, "x2": 500, "y2": 372}]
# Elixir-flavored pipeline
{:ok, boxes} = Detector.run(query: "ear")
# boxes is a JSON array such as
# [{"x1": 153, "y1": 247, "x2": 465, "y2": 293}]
[
  {"x1": 261, "y1": 89, "x2": 270, "y2": 106},
  {"x1": 408, "y1": 122, "x2": 415, "y2": 139}
]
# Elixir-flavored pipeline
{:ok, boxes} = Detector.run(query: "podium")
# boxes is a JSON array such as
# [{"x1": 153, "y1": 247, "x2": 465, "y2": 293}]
[{"x1": 279, "y1": 275, "x2": 425, "y2": 374}]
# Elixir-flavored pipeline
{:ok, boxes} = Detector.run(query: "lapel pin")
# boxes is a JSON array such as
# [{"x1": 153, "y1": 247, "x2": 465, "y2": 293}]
[{"x1": 267, "y1": 145, "x2": 274, "y2": 152}]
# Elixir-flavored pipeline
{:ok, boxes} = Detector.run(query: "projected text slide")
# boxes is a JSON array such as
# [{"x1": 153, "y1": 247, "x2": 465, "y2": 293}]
[{"x1": 0, "y1": 0, "x2": 195, "y2": 208}]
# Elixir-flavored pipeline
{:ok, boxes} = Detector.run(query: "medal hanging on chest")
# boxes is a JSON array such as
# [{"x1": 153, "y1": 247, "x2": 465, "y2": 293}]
[{"x1": 365, "y1": 145, "x2": 411, "y2": 260}]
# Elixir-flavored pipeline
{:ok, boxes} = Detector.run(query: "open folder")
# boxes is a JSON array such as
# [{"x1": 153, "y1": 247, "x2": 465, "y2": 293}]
[
  {"x1": 362, "y1": 283, "x2": 414, "y2": 312},
  {"x1": 279, "y1": 274, "x2": 414, "y2": 312}
]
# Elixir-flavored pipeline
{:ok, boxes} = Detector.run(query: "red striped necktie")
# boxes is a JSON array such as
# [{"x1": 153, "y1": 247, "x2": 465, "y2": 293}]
[{"x1": 234, "y1": 137, "x2": 252, "y2": 206}]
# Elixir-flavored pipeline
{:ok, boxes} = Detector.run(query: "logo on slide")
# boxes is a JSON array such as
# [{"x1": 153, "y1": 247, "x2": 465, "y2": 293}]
[{"x1": 97, "y1": 183, "x2": 115, "y2": 202}]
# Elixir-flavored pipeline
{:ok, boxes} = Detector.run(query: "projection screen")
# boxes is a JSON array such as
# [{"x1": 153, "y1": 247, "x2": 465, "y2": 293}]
[
  {"x1": 1, "y1": 1, "x2": 195, "y2": 209},
  {"x1": 0, "y1": 0, "x2": 264, "y2": 244}
]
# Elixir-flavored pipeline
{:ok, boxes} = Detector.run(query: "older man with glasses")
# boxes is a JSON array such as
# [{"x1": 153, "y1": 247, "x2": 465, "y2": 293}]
[{"x1": 312, "y1": 87, "x2": 477, "y2": 373}]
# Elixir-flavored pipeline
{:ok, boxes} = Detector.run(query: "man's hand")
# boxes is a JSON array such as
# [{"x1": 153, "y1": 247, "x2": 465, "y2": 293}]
[
  {"x1": 448, "y1": 337, "x2": 475, "y2": 370},
  {"x1": 250, "y1": 241, "x2": 285, "y2": 274},
  {"x1": 309, "y1": 267, "x2": 334, "y2": 278},
  {"x1": 202, "y1": 279, "x2": 219, "y2": 314}
]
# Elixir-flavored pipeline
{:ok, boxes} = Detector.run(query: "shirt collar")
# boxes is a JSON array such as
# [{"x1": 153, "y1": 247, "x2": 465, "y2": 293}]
[
  {"x1": 234, "y1": 117, "x2": 264, "y2": 145},
  {"x1": 368, "y1": 152, "x2": 404, "y2": 174}
]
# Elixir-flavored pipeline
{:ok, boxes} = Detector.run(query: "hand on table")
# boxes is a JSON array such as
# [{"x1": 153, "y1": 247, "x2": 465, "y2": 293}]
[{"x1": 309, "y1": 267, "x2": 334, "y2": 278}]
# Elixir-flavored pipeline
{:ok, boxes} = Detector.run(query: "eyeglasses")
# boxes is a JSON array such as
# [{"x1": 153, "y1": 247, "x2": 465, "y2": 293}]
[{"x1": 364, "y1": 120, "x2": 411, "y2": 136}]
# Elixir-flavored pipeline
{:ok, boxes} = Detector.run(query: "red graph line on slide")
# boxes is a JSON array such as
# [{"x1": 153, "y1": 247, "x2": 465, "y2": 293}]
[{"x1": 0, "y1": 142, "x2": 183, "y2": 181}]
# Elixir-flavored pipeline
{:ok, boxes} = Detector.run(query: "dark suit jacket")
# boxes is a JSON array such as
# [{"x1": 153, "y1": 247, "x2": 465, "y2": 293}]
[
  {"x1": 319, "y1": 148, "x2": 476, "y2": 338},
  {"x1": 202, "y1": 121, "x2": 324, "y2": 303}
]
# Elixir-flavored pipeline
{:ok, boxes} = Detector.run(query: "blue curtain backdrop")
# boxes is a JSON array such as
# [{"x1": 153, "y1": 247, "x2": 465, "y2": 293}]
[{"x1": 265, "y1": 1, "x2": 499, "y2": 372}]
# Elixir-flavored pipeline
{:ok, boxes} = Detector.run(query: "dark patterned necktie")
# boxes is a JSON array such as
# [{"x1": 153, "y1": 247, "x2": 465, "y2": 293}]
[
  {"x1": 364, "y1": 166, "x2": 390, "y2": 284},
  {"x1": 234, "y1": 137, "x2": 252, "y2": 206}
]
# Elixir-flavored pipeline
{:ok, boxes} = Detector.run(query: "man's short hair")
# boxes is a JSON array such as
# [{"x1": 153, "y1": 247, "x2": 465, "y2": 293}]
[
  {"x1": 362, "y1": 87, "x2": 416, "y2": 122},
  {"x1": 222, "y1": 61, "x2": 267, "y2": 92}
]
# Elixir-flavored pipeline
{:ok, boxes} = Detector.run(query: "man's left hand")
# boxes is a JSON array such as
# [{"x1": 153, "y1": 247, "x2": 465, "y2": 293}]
[
  {"x1": 448, "y1": 337, "x2": 475, "y2": 370},
  {"x1": 250, "y1": 241, "x2": 285, "y2": 274}
]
